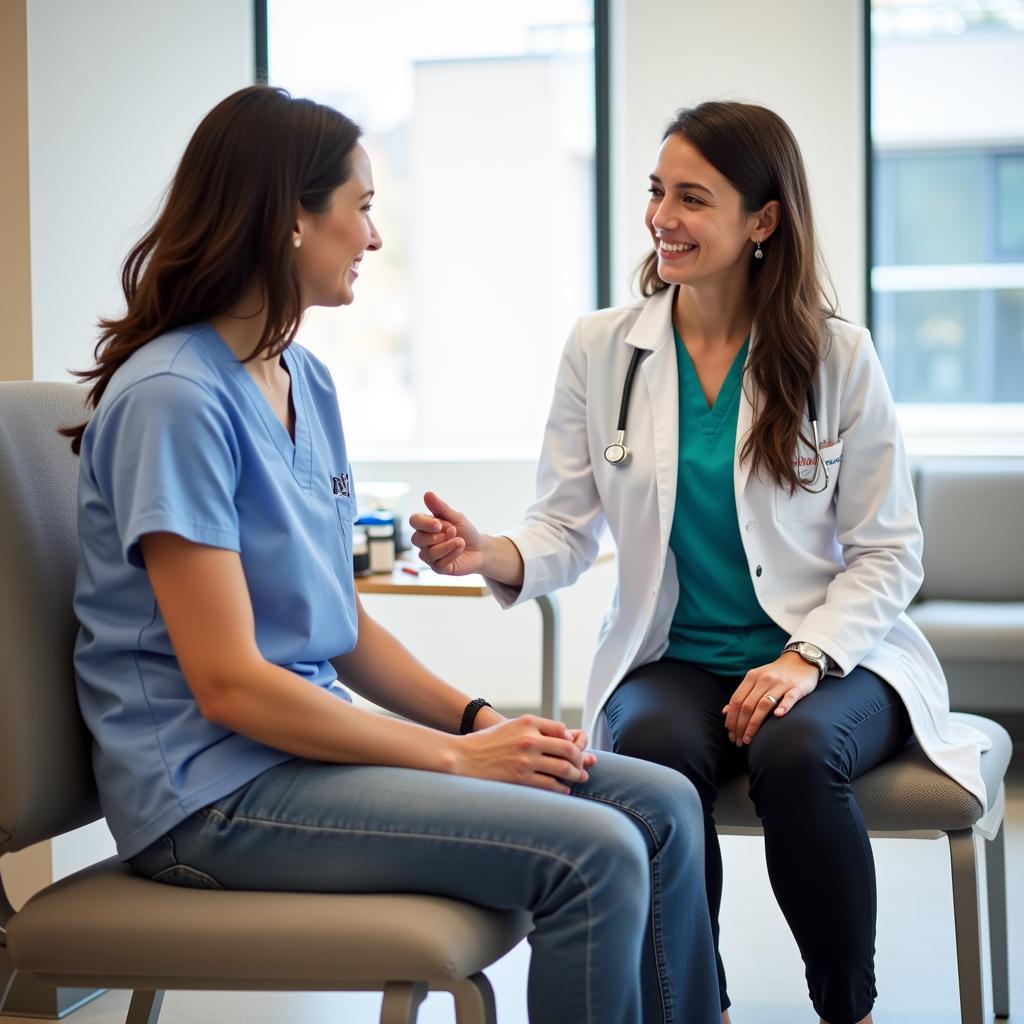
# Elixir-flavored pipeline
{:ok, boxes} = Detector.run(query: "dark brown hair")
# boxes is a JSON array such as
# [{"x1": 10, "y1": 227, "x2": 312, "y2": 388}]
[
  {"x1": 639, "y1": 101, "x2": 837, "y2": 493},
  {"x1": 62, "y1": 85, "x2": 361, "y2": 453}
]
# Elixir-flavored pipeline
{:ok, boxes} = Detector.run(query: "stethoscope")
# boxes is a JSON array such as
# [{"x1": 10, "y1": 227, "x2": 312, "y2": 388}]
[{"x1": 603, "y1": 346, "x2": 831, "y2": 492}]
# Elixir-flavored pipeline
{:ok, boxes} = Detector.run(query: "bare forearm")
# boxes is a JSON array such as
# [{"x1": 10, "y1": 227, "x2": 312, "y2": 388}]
[
  {"x1": 333, "y1": 613, "x2": 501, "y2": 732},
  {"x1": 480, "y1": 534, "x2": 525, "y2": 588},
  {"x1": 205, "y1": 657, "x2": 460, "y2": 771}
]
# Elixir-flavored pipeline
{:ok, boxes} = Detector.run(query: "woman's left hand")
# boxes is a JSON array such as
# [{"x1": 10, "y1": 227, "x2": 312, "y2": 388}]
[{"x1": 722, "y1": 652, "x2": 820, "y2": 746}]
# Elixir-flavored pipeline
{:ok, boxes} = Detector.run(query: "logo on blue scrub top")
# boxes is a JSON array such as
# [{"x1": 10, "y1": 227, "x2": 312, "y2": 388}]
[{"x1": 331, "y1": 474, "x2": 351, "y2": 497}]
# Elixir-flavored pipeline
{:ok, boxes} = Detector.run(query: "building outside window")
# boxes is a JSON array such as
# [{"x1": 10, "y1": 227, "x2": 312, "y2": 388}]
[
  {"x1": 268, "y1": 1, "x2": 596, "y2": 457},
  {"x1": 870, "y1": 0, "x2": 1024, "y2": 416}
]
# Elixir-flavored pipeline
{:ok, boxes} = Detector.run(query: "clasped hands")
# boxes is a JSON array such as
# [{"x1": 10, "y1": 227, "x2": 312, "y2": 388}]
[
  {"x1": 456, "y1": 714, "x2": 597, "y2": 795},
  {"x1": 722, "y1": 651, "x2": 820, "y2": 746}
]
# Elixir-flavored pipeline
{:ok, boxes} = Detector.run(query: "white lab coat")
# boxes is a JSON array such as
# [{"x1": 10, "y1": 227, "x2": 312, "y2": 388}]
[{"x1": 488, "y1": 286, "x2": 990, "y2": 807}]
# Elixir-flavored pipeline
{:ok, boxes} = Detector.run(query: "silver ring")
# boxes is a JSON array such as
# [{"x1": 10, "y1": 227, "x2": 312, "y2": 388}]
[{"x1": 763, "y1": 694, "x2": 779, "y2": 707}]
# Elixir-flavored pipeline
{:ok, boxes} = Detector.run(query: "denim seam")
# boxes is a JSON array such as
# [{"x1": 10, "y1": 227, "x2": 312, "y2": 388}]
[
  {"x1": 575, "y1": 793, "x2": 662, "y2": 848},
  {"x1": 199, "y1": 805, "x2": 230, "y2": 822},
  {"x1": 151, "y1": 864, "x2": 225, "y2": 889},
  {"x1": 648, "y1": 851, "x2": 672, "y2": 1023},
  {"x1": 576, "y1": 792, "x2": 670, "y2": 1021},
  {"x1": 228, "y1": 815, "x2": 595, "y2": 1023}
]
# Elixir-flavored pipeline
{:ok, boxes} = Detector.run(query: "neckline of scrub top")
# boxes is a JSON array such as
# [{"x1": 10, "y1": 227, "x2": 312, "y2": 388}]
[
  {"x1": 674, "y1": 327, "x2": 749, "y2": 440},
  {"x1": 203, "y1": 324, "x2": 315, "y2": 490}
]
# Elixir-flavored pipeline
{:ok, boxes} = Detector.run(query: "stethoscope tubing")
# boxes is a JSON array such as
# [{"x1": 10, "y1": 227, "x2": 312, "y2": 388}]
[{"x1": 604, "y1": 346, "x2": 830, "y2": 491}]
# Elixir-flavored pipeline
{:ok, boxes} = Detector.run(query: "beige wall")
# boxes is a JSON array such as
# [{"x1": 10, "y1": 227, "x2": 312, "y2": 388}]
[{"x1": 0, "y1": 0, "x2": 32, "y2": 380}]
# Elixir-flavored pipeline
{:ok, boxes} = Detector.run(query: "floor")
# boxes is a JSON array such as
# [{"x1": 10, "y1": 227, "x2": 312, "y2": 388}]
[{"x1": 5, "y1": 757, "x2": 1021, "y2": 1024}]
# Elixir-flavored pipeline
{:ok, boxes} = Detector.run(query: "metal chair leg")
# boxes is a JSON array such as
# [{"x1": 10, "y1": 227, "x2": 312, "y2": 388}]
[
  {"x1": 985, "y1": 822, "x2": 1010, "y2": 1019},
  {"x1": 452, "y1": 972, "x2": 497, "y2": 1024},
  {"x1": 535, "y1": 593, "x2": 561, "y2": 721},
  {"x1": 125, "y1": 990, "x2": 164, "y2": 1024},
  {"x1": 379, "y1": 980, "x2": 427, "y2": 1024},
  {"x1": 949, "y1": 828, "x2": 985, "y2": 1024}
]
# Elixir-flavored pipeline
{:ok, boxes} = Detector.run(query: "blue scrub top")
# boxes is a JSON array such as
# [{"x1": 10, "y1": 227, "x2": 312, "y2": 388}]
[
  {"x1": 665, "y1": 330, "x2": 789, "y2": 675},
  {"x1": 73, "y1": 324, "x2": 359, "y2": 860}
]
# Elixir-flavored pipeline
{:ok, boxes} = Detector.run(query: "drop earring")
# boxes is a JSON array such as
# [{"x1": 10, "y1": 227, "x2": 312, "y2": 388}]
[{"x1": 753, "y1": 240, "x2": 764, "y2": 260}]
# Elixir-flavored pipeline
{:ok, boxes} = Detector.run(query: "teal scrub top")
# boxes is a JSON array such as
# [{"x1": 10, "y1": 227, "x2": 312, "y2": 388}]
[{"x1": 665, "y1": 330, "x2": 789, "y2": 675}]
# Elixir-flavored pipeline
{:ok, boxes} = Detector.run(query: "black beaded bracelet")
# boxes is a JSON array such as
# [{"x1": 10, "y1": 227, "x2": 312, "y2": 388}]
[{"x1": 459, "y1": 697, "x2": 492, "y2": 735}]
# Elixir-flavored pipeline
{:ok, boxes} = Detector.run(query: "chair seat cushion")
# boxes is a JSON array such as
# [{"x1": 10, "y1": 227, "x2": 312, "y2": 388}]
[
  {"x1": 715, "y1": 713, "x2": 1012, "y2": 833},
  {"x1": 8, "y1": 859, "x2": 532, "y2": 991},
  {"x1": 909, "y1": 600, "x2": 1024, "y2": 661}
]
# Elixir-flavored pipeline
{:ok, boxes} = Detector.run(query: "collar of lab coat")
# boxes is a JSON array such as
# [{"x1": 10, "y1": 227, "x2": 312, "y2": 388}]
[{"x1": 623, "y1": 286, "x2": 675, "y2": 351}]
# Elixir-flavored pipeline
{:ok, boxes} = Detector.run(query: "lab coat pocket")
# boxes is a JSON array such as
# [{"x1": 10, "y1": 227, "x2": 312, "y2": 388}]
[{"x1": 775, "y1": 439, "x2": 844, "y2": 522}]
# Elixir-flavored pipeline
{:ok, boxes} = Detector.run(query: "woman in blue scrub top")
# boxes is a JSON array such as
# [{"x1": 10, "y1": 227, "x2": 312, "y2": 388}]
[
  {"x1": 63, "y1": 86, "x2": 721, "y2": 1024},
  {"x1": 411, "y1": 102, "x2": 987, "y2": 1024}
]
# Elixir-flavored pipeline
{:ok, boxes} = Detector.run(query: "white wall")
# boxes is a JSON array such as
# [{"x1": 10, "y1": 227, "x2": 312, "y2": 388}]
[
  {"x1": 610, "y1": 0, "x2": 866, "y2": 324},
  {"x1": 27, "y1": 0, "x2": 254, "y2": 382}
]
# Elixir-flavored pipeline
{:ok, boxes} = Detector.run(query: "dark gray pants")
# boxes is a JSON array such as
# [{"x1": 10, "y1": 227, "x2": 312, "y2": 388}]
[{"x1": 605, "y1": 659, "x2": 912, "y2": 1024}]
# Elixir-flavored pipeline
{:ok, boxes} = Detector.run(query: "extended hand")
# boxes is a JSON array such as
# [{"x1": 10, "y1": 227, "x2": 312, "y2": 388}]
[
  {"x1": 454, "y1": 715, "x2": 593, "y2": 794},
  {"x1": 408, "y1": 491, "x2": 484, "y2": 576},
  {"x1": 722, "y1": 652, "x2": 819, "y2": 746}
]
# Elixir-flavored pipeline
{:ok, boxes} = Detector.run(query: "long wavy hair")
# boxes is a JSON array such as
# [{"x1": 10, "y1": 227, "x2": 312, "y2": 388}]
[
  {"x1": 61, "y1": 85, "x2": 361, "y2": 454},
  {"x1": 638, "y1": 101, "x2": 837, "y2": 493}
]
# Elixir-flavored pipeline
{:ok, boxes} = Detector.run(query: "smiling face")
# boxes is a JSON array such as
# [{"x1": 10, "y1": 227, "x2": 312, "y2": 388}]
[
  {"x1": 293, "y1": 143, "x2": 382, "y2": 308},
  {"x1": 645, "y1": 133, "x2": 776, "y2": 294}
]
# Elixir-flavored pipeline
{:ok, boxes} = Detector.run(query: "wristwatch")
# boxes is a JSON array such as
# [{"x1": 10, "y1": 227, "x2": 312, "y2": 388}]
[{"x1": 783, "y1": 641, "x2": 831, "y2": 682}]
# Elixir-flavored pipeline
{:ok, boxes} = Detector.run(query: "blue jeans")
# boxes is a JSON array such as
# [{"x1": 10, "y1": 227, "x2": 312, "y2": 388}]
[{"x1": 130, "y1": 751, "x2": 720, "y2": 1024}]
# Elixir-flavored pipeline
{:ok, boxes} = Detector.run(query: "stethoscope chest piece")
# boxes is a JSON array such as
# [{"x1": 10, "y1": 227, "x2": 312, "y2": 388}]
[{"x1": 604, "y1": 431, "x2": 631, "y2": 467}]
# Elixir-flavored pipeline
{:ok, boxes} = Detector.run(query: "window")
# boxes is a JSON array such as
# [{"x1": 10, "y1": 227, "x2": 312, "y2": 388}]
[
  {"x1": 267, "y1": 1, "x2": 596, "y2": 456},
  {"x1": 869, "y1": 0, "x2": 1024, "y2": 408}
]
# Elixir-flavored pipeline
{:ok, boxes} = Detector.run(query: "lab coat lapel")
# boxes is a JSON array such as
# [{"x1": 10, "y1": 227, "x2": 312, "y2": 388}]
[{"x1": 624, "y1": 288, "x2": 677, "y2": 566}]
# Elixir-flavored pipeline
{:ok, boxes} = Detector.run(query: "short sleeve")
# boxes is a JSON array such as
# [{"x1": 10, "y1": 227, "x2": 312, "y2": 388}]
[{"x1": 90, "y1": 373, "x2": 241, "y2": 568}]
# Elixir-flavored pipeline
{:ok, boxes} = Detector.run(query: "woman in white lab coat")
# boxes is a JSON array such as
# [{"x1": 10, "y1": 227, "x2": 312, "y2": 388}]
[{"x1": 411, "y1": 101, "x2": 989, "y2": 1024}]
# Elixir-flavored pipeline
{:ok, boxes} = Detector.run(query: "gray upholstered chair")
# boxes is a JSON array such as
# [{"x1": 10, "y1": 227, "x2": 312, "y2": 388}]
[
  {"x1": 0, "y1": 381, "x2": 530, "y2": 1024},
  {"x1": 908, "y1": 459, "x2": 1024, "y2": 715},
  {"x1": 714, "y1": 716, "x2": 1012, "y2": 1024}
]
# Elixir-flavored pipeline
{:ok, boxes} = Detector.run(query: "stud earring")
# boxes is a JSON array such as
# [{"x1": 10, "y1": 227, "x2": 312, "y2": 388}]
[
  {"x1": 753, "y1": 240, "x2": 764, "y2": 260},
  {"x1": 293, "y1": 237, "x2": 302, "y2": 249}
]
